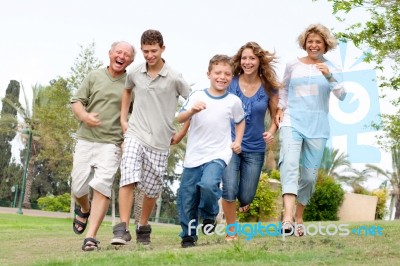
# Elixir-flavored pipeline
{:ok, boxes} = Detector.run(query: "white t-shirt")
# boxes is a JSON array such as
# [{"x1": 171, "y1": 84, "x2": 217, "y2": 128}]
[{"x1": 180, "y1": 89, "x2": 245, "y2": 168}]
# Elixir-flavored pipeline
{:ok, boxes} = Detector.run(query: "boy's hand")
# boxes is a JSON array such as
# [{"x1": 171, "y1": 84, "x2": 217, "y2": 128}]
[
  {"x1": 191, "y1": 101, "x2": 206, "y2": 113},
  {"x1": 231, "y1": 141, "x2": 241, "y2": 154}
]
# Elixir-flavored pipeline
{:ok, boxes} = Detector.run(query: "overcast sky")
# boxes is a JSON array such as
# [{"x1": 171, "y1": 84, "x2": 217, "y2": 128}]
[{"x1": 1, "y1": 0, "x2": 398, "y2": 188}]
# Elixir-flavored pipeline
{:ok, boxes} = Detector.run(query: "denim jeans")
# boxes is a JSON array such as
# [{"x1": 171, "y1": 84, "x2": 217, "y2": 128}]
[
  {"x1": 221, "y1": 151, "x2": 265, "y2": 206},
  {"x1": 279, "y1": 126, "x2": 327, "y2": 205},
  {"x1": 178, "y1": 159, "x2": 226, "y2": 238}
]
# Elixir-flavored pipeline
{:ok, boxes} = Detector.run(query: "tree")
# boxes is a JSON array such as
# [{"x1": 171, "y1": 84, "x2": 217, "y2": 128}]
[
  {"x1": 0, "y1": 80, "x2": 22, "y2": 200},
  {"x1": 318, "y1": 0, "x2": 400, "y2": 150},
  {"x1": 67, "y1": 41, "x2": 103, "y2": 92},
  {"x1": 3, "y1": 83, "x2": 45, "y2": 208},
  {"x1": 367, "y1": 146, "x2": 400, "y2": 219},
  {"x1": 34, "y1": 78, "x2": 77, "y2": 196},
  {"x1": 319, "y1": 147, "x2": 352, "y2": 179}
]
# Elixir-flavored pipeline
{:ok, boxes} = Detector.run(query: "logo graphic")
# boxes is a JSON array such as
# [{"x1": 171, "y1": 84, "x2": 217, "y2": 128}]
[{"x1": 328, "y1": 41, "x2": 381, "y2": 163}]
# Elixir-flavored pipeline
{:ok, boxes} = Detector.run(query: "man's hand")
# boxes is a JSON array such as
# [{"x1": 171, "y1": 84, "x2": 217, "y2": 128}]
[{"x1": 83, "y1": 112, "x2": 101, "y2": 127}]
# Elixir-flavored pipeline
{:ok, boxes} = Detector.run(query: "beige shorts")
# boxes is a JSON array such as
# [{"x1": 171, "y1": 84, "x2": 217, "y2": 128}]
[{"x1": 71, "y1": 139, "x2": 121, "y2": 198}]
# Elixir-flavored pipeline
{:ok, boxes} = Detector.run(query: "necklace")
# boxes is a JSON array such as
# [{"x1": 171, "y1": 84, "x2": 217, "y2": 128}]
[{"x1": 240, "y1": 79, "x2": 261, "y2": 96}]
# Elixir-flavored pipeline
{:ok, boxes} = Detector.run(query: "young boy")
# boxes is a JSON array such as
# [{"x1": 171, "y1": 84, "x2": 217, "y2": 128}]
[
  {"x1": 111, "y1": 29, "x2": 191, "y2": 246},
  {"x1": 177, "y1": 54, "x2": 245, "y2": 248}
]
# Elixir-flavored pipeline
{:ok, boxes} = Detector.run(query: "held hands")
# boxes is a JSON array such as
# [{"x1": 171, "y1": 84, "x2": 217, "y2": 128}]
[
  {"x1": 262, "y1": 131, "x2": 275, "y2": 145},
  {"x1": 231, "y1": 141, "x2": 242, "y2": 154},
  {"x1": 275, "y1": 108, "x2": 283, "y2": 127},
  {"x1": 83, "y1": 112, "x2": 101, "y2": 127},
  {"x1": 121, "y1": 121, "x2": 128, "y2": 134},
  {"x1": 171, "y1": 131, "x2": 184, "y2": 145}
]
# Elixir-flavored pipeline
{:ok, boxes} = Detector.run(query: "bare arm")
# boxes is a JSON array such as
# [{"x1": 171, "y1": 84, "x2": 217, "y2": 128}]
[
  {"x1": 120, "y1": 88, "x2": 132, "y2": 134},
  {"x1": 264, "y1": 93, "x2": 278, "y2": 144},
  {"x1": 177, "y1": 101, "x2": 206, "y2": 123},
  {"x1": 71, "y1": 101, "x2": 101, "y2": 127},
  {"x1": 171, "y1": 120, "x2": 190, "y2": 145},
  {"x1": 231, "y1": 119, "x2": 245, "y2": 154}
]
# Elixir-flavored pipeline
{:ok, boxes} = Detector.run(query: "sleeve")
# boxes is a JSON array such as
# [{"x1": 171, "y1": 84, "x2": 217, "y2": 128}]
[
  {"x1": 278, "y1": 64, "x2": 290, "y2": 110},
  {"x1": 232, "y1": 97, "x2": 245, "y2": 124},
  {"x1": 327, "y1": 62, "x2": 347, "y2": 101},
  {"x1": 70, "y1": 72, "x2": 92, "y2": 106},
  {"x1": 125, "y1": 71, "x2": 135, "y2": 90},
  {"x1": 175, "y1": 73, "x2": 191, "y2": 99},
  {"x1": 179, "y1": 90, "x2": 198, "y2": 112}
]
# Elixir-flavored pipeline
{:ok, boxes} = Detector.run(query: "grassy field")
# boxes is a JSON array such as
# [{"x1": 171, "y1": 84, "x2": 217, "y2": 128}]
[{"x1": 1, "y1": 213, "x2": 399, "y2": 266}]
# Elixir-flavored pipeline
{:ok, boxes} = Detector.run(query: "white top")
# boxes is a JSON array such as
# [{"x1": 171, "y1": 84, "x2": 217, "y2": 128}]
[
  {"x1": 180, "y1": 89, "x2": 245, "y2": 168},
  {"x1": 278, "y1": 58, "x2": 346, "y2": 138}
]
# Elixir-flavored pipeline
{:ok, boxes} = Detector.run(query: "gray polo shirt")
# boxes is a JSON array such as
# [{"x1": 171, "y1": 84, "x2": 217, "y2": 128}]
[{"x1": 125, "y1": 62, "x2": 190, "y2": 151}]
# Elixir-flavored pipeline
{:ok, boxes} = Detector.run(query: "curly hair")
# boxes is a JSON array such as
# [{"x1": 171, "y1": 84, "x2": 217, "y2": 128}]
[
  {"x1": 231, "y1": 41, "x2": 281, "y2": 94},
  {"x1": 297, "y1": 24, "x2": 338, "y2": 53},
  {"x1": 141, "y1": 29, "x2": 164, "y2": 46}
]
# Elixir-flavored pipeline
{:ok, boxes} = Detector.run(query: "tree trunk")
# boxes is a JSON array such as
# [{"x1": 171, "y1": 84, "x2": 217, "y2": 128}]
[
  {"x1": 394, "y1": 194, "x2": 400, "y2": 219},
  {"x1": 22, "y1": 156, "x2": 34, "y2": 209}
]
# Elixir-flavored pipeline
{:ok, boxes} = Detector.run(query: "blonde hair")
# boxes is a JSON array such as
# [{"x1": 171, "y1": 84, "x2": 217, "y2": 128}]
[{"x1": 297, "y1": 24, "x2": 338, "y2": 53}]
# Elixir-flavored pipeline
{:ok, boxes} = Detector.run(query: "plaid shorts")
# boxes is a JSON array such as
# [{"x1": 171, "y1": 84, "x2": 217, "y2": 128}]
[{"x1": 120, "y1": 137, "x2": 169, "y2": 198}]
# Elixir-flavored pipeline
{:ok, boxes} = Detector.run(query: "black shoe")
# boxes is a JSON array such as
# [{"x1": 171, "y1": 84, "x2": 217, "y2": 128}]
[
  {"x1": 181, "y1": 236, "x2": 196, "y2": 248},
  {"x1": 201, "y1": 219, "x2": 216, "y2": 235},
  {"x1": 110, "y1": 222, "x2": 132, "y2": 245},
  {"x1": 136, "y1": 224, "x2": 152, "y2": 245}
]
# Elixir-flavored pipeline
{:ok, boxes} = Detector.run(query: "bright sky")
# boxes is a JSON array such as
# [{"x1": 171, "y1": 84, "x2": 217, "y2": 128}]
[{"x1": 0, "y1": 0, "x2": 398, "y2": 189}]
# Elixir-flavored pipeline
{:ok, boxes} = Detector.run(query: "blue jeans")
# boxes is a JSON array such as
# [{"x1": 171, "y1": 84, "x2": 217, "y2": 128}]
[
  {"x1": 178, "y1": 159, "x2": 226, "y2": 238},
  {"x1": 222, "y1": 151, "x2": 265, "y2": 206},
  {"x1": 279, "y1": 126, "x2": 327, "y2": 205}
]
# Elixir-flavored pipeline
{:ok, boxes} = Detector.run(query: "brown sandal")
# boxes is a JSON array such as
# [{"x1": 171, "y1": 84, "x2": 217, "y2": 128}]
[
  {"x1": 295, "y1": 223, "x2": 305, "y2": 237},
  {"x1": 238, "y1": 204, "x2": 250, "y2": 213}
]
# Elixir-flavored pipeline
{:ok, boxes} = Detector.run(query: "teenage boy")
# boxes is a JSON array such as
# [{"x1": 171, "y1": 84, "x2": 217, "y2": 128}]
[
  {"x1": 177, "y1": 54, "x2": 245, "y2": 248},
  {"x1": 111, "y1": 29, "x2": 191, "y2": 246}
]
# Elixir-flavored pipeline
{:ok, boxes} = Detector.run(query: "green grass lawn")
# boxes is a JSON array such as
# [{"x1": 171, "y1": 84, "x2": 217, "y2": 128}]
[{"x1": 0, "y1": 213, "x2": 399, "y2": 266}]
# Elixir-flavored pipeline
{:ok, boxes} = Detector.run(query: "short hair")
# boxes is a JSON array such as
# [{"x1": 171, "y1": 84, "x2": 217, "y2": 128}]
[
  {"x1": 208, "y1": 54, "x2": 232, "y2": 72},
  {"x1": 297, "y1": 24, "x2": 338, "y2": 53},
  {"x1": 110, "y1": 41, "x2": 136, "y2": 59},
  {"x1": 141, "y1": 29, "x2": 164, "y2": 46}
]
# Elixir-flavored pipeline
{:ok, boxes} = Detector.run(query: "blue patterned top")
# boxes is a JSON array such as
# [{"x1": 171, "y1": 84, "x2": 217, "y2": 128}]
[{"x1": 228, "y1": 76, "x2": 269, "y2": 152}]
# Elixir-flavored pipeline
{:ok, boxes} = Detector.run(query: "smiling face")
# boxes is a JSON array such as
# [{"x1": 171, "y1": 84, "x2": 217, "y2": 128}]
[
  {"x1": 141, "y1": 43, "x2": 165, "y2": 68},
  {"x1": 240, "y1": 48, "x2": 260, "y2": 75},
  {"x1": 305, "y1": 32, "x2": 326, "y2": 61},
  {"x1": 108, "y1": 42, "x2": 134, "y2": 77},
  {"x1": 207, "y1": 62, "x2": 233, "y2": 96}
]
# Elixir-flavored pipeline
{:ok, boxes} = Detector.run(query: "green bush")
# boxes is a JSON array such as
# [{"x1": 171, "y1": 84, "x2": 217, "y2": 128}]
[
  {"x1": 371, "y1": 189, "x2": 388, "y2": 220},
  {"x1": 268, "y1": 169, "x2": 280, "y2": 181},
  {"x1": 37, "y1": 193, "x2": 71, "y2": 212},
  {"x1": 238, "y1": 172, "x2": 280, "y2": 222},
  {"x1": 304, "y1": 174, "x2": 345, "y2": 221}
]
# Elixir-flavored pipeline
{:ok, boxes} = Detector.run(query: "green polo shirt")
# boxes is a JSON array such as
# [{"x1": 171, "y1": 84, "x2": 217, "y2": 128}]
[{"x1": 71, "y1": 67, "x2": 126, "y2": 145}]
